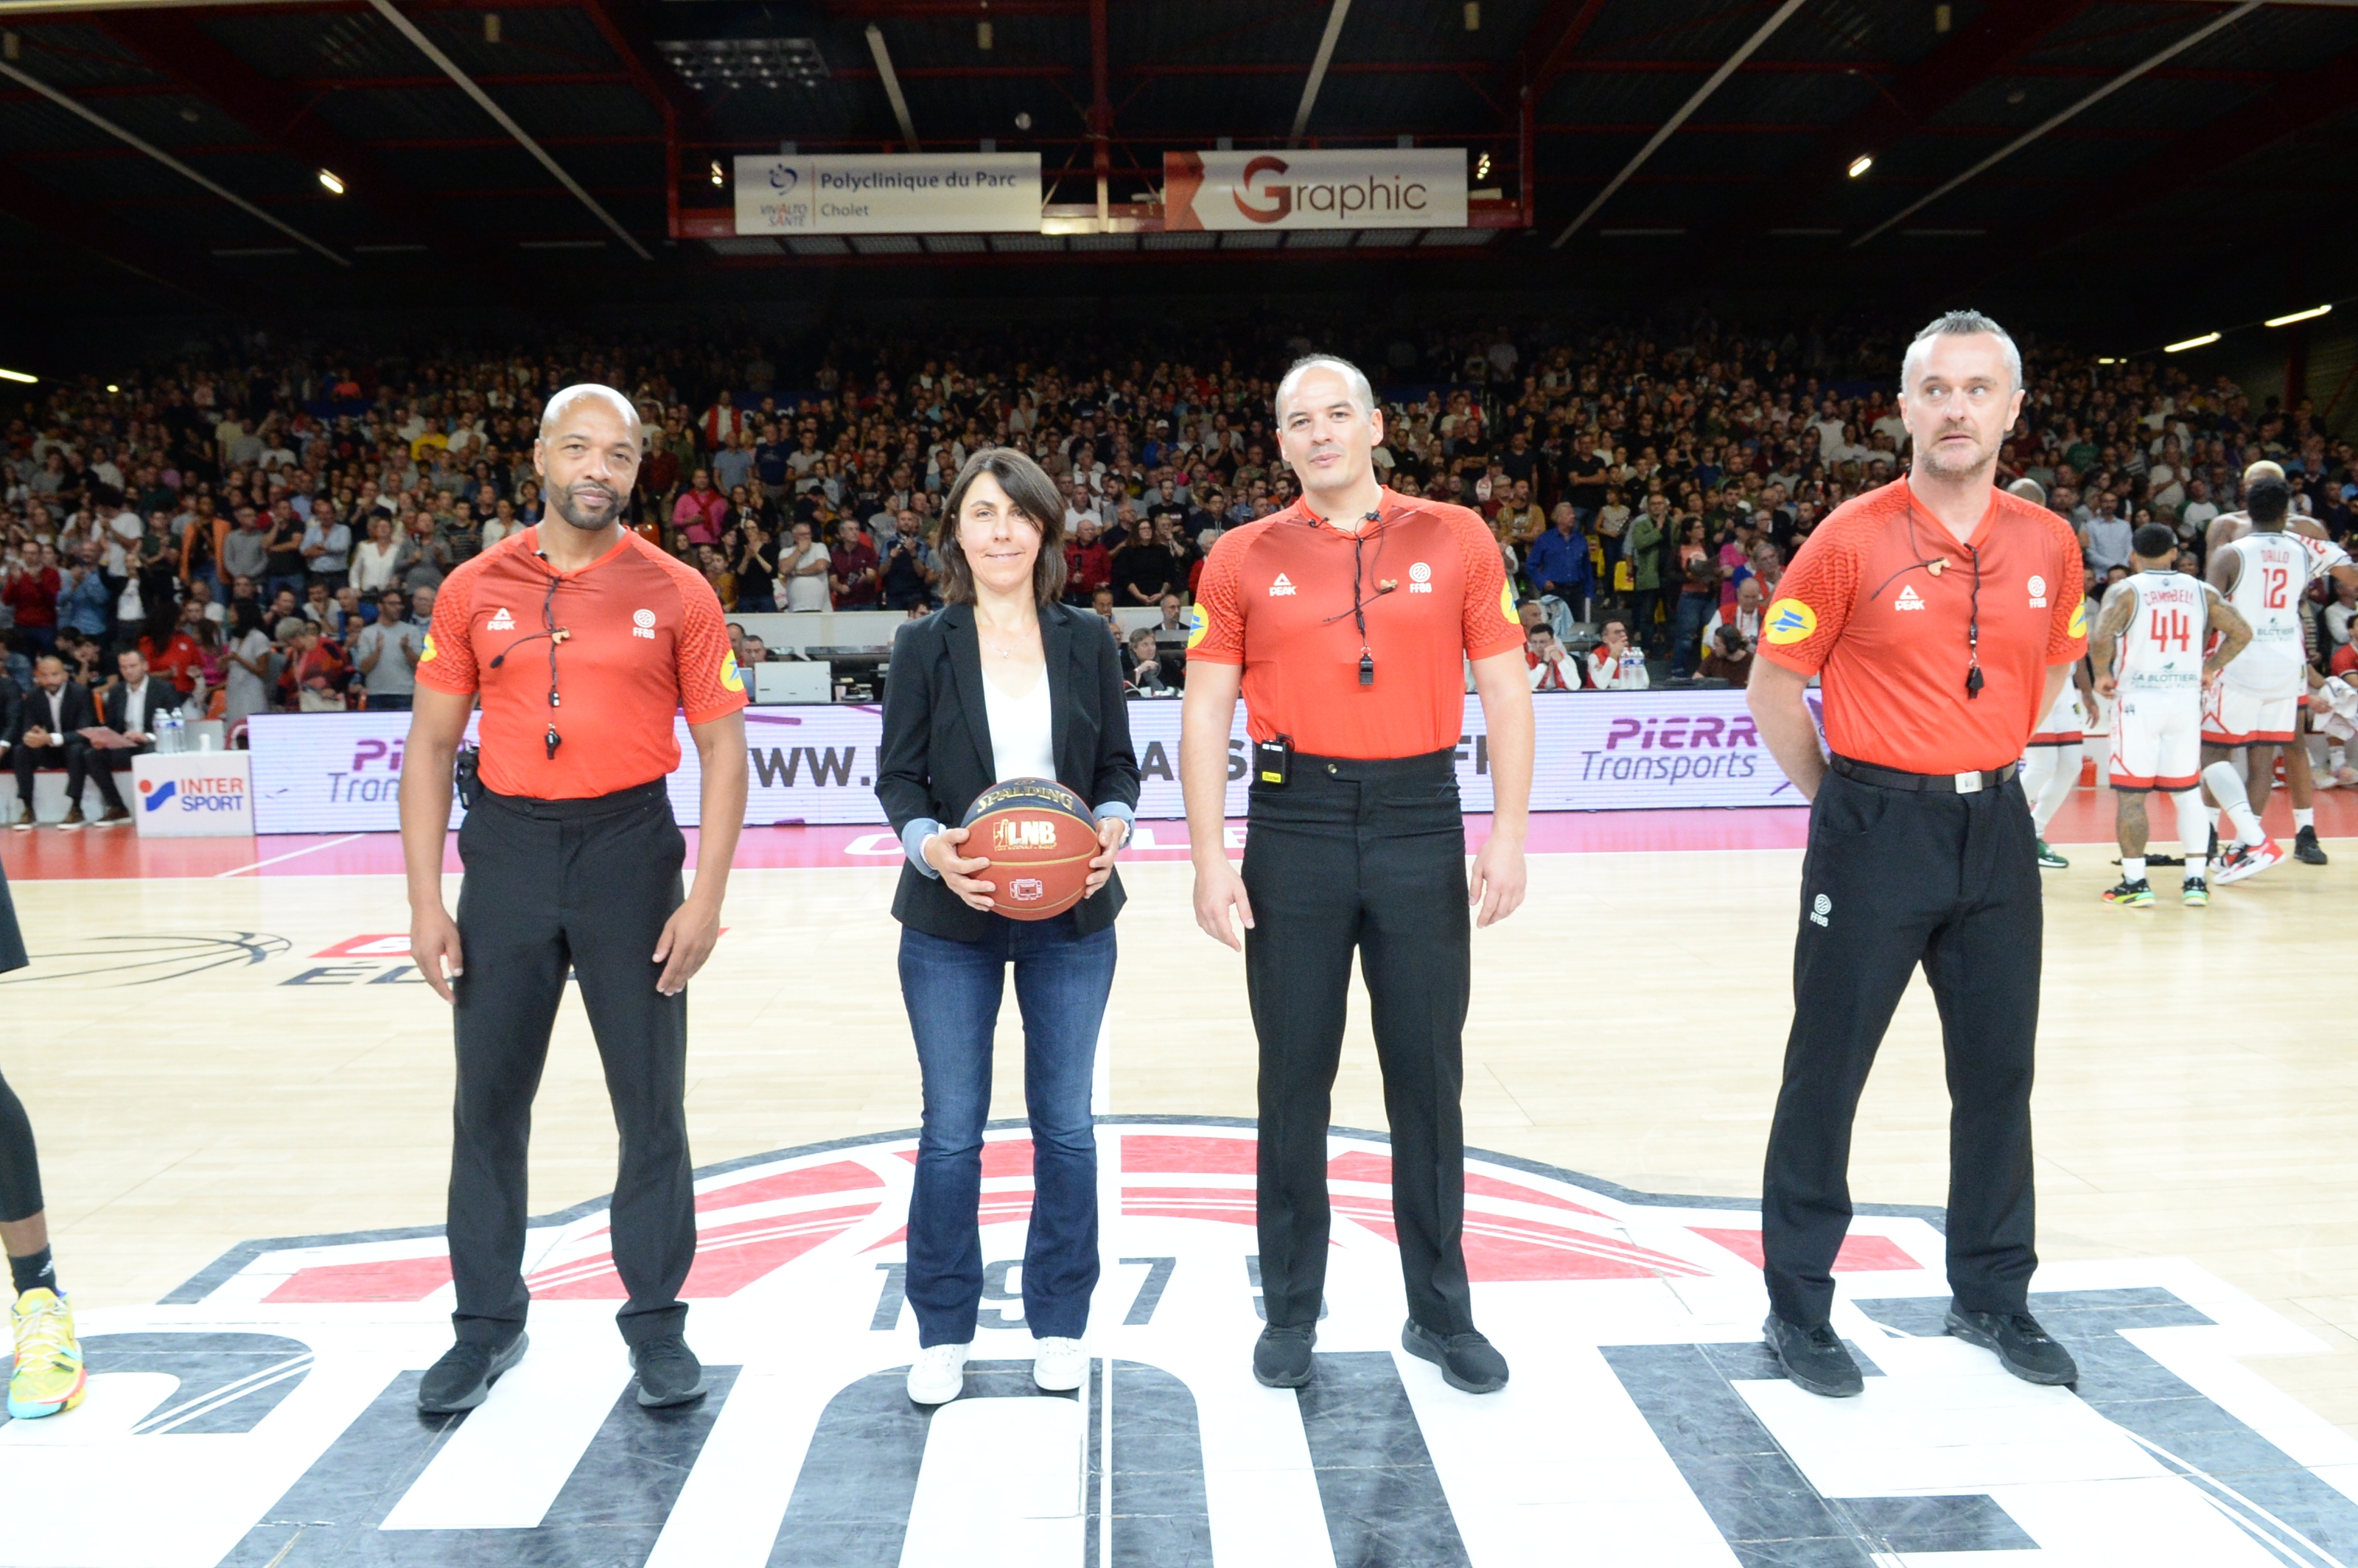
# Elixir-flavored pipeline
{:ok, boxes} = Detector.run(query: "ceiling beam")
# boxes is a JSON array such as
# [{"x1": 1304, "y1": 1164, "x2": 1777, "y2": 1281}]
[
  {"x1": 1288, "y1": 0, "x2": 1353, "y2": 146},
  {"x1": 93, "y1": 11, "x2": 525, "y2": 290},
  {"x1": 1519, "y1": 0, "x2": 1610, "y2": 102},
  {"x1": 1701, "y1": 0, "x2": 2089, "y2": 249},
  {"x1": 862, "y1": 23, "x2": 920, "y2": 152},
  {"x1": 0, "y1": 55, "x2": 349, "y2": 265},
  {"x1": 1852, "y1": 0, "x2": 2267, "y2": 247},
  {"x1": 1987, "y1": 36, "x2": 2358, "y2": 277},
  {"x1": 365, "y1": 0, "x2": 652, "y2": 257},
  {"x1": 0, "y1": 161, "x2": 232, "y2": 306},
  {"x1": 1549, "y1": 0, "x2": 1810, "y2": 248},
  {"x1": 569, "y1": 0, "x2": 702, "y2": 127}
]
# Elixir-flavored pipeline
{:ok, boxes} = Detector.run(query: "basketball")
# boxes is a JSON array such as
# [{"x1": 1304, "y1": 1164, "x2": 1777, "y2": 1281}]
[{"x1": 959, "y1": 778, "x2": 1100, "y2": 920}]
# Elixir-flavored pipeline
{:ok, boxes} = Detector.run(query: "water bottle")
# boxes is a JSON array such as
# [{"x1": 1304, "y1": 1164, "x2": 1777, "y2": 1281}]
[
  {"x1": 1622, "y1": 646, "x2": 1643, "y2": 684},
  {"x1": 160, "y1": 710, "x2": 183, "y2": 755}
]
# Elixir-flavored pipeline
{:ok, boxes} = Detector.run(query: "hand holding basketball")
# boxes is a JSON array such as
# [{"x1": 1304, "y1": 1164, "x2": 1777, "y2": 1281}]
[
  {"x1": 1082, "y1": 816, "x2": 1128, "y2": 898},
  {"x1": 923, "y1": 825, "x2": 997, "y2": 913}
]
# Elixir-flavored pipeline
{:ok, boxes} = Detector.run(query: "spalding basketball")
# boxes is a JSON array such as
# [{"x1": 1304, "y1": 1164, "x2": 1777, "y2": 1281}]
[{"x1": 959, "y1": 777, "x2": 1099, "y2": 920}]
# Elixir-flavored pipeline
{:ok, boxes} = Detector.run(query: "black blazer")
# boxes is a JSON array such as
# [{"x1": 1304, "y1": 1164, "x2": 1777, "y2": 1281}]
[
  {"x1": 99, "y1": 678, "x2": 167, "y2": 751},
  {"x1": 10, "y1": 681, "x2": 96, "y2": 749},
  {"x1": 876, "y1": 600, "x2": 1141, "y2": 942}
]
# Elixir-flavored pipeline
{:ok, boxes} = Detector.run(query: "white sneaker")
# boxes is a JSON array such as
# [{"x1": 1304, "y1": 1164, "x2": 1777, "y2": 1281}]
[
  {"x1": 906, "y1": 1342, "x2": 970, "y2": 1405},
  {"x1": 1032, "y1": 1337, "x2": 1086, "y2": 1392}
]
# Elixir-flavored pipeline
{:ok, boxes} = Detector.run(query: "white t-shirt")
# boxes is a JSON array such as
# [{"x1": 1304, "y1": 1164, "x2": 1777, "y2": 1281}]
[
  {"x1": 982, "y1": 668, "x2": 1056, "y2": 783},
  {"x1": 783, "y1": 543, "x2": 830, "y2": 612}
]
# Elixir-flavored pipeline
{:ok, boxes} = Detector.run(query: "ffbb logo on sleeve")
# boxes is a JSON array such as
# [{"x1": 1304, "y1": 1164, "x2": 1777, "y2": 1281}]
[{"x1": 1766, "y1": 599, "x2": 1818, "y2": 645}]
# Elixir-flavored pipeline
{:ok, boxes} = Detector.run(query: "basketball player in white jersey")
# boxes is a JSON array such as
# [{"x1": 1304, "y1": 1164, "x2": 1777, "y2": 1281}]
[
  {"x1": 2203, "y1": 477, "x2": 2358, "y2": 883},
  {"x1": 2090, "y1": 524, "x2": 2251, "y2": 906},
  {"x1": 2207, "y1": 459, "x2": 2339, "y2": 864},
  {"x1": 2009, "y1": 479, "x2": 2094, "y2": 867}
]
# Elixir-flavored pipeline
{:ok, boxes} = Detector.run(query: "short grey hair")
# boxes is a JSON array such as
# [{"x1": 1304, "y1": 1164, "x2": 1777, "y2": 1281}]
[
  {"x1": 539, "y1": 382, "x2": 644, "y2": 444},
  {"x1": 2006, "y1": 477, "x2": 2047, "y2": 505},
  {"x1": 1900, "y1": 309, "x2": 2023, "y2": 395},
  {"x1": 1273, "y1": 354, "x2": 1376, "y2": 422}
]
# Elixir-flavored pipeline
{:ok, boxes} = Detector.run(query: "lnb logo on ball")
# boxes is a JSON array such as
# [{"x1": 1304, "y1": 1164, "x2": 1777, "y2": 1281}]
[{"x1": 15, "y1": 1118, "x2": 2354, "y2": 1566}]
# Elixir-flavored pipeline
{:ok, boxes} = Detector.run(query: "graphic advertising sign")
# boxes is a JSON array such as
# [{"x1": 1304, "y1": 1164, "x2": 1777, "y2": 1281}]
[
  {"x1": 733, "y1": 153, "x2": 1042, "y2": 234},
  {"x1": 248, "y1": 695, "x2": 1801, "y2": 834},
  {"x1": 130, "y1": 751, "x2": 253, "y2": 838},
  {"x1": 1163, "y1": 148, "x2": 1468, "y2": 231},
  {"x1": 17, "y1": 1120, "x2": 2356, "y2": 1567}
]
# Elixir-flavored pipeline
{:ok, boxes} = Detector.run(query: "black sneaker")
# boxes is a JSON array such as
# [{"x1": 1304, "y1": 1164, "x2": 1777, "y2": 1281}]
[
  {"x1": 629, "y1": 1334, "x2": 707, "y2": 1407},
  {"x1": 2295, "y1": 825, "x2": 2329, "y2": 865},
  {"x1": 1252, "y1": 1324, "x2": 1316, "y2": 1388},
  {"x1": 417, "y1": 1331, "x2": 528, "y2": 1414},
  {"x1": 1400, "y1": 1319, "x2": 1509, "y2": 1394},
  {"x1": 1945, "y1": 1306, "x2": 2078, "y2": 1386},
  {"x1": 1763, "y1": 1314, "x2": 1863, "y2": 1398}
]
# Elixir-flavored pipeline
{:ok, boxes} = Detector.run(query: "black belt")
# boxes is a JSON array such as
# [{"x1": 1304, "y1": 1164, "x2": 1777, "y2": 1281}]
[{"x1": 1828, "y1": 754, "x2": 2017, "y2": 794}]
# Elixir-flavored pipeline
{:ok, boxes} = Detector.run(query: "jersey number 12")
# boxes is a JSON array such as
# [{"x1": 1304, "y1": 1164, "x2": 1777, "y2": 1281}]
[{"x1": 2263, "y1": 566, "x2": 2290, "y2": 610}]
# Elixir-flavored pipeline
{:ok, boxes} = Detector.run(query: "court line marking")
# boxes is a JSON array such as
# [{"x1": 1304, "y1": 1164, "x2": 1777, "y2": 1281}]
[{"x1": 213, "y1": 834, "x2": 368, "y2": 878}]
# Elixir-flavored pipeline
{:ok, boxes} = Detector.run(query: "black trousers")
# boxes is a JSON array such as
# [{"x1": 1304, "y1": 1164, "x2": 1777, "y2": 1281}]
[
  {"x1": 11, "y1": 741, "x2": 94, "y2": 816},
  {"x1": 1762, "y1": 764, "x2": 2043, "y2": 1328},
  {"x1": 83, "y1": 745, "x2": 131, "y2": 812},
  {"x1": 448, "y1": 780, "x2": 694, "y2": 1348},
  {"x1": 1243, "y1": 748, "x2": 1476, "y2": 1336}
]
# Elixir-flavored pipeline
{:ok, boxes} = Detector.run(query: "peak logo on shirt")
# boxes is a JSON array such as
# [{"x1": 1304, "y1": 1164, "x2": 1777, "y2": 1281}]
[
  {"x1": 486, "y1": 606, "x2": 515, "y2": 631},
  {"x1": 1894, "y1": 585, "x2": 1925, "y2": 612},
  {"x1": 1186, "y1": 603, "x2": 1212, "y2": 651},
  {"x1": 1269, "y1": 573, "x2": 1298, "y2": 598},
  {"x1": 1766, "y1": 599, "x2": 1818, "y2": 645},
  {"x1": 720, "y1": 648, "x2": 745, "y2": 694}
]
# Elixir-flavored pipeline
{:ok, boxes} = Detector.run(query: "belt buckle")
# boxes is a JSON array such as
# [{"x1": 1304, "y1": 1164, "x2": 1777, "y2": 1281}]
[{"x1": 1954, "y1": 769, "x2": 1983, "y2": 794}]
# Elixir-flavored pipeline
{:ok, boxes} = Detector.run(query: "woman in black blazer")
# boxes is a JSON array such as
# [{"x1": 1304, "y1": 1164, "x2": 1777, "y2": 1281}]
[{"x1": 874, "y1": 447, "x2": 1138, "y2": 1410}]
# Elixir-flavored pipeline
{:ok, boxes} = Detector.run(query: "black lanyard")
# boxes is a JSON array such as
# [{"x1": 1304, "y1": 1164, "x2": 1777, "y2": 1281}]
[{"x1": 1315, "y1": 508, "x2": 1393, "y2": 686}]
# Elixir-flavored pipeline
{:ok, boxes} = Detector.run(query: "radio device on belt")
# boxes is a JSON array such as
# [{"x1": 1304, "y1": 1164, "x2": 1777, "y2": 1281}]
[
  {"x1": 454, "y1": 743, "x2": 483, "y2": 809},
  {"x1": 1256, "y1": 734, "x2": 1294, "y2": 787}
]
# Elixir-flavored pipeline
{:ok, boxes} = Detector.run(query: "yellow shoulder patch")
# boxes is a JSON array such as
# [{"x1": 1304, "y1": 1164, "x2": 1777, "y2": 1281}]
[
  {"x1": 720, "y1": 648, "x2": 745, "y2": 693},
  {"x1": 1499, "y1": 581, "x2": 1517, "y2": 626},
  {"x1": 419, "y1": 631, "x2": 439, "y2": 663},
  {"x1": 1765, "y1": 599, "x2": 1819, "y2": 645},
  {"x1": 1186, "y1": 603, "x2": 1211, "y2": 651},
  {"x1": 2066, "y1": 599, "x2": 2088, "y2": 640}
]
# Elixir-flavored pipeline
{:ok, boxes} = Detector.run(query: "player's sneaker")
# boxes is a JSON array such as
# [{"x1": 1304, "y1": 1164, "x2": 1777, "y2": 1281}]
[
  {"x1": 2035, "y1": 839, "x2": 2068, "y2": 869},
  {"x1": 9, "y1": 1288, "x2": 86, "y2": 1419},
  {"x1": 2295, "y1": 826, "x2": 2329, "y2": 865},
  {"x1": 2215, "y1": 838, "x2": 2286, "y2": 885},
  {"x1": 2102, "y1": 878, "x2": 2155, "y2": 908},
  {"x1": 2181, "y1": 877, "x2": 2209, "y2": 907}
]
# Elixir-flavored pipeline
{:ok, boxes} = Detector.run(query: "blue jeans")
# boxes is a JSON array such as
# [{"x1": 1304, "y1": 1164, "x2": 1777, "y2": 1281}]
[
  {"x1": 898, "y1": 912, "x2": 1116, "y2": 1345},
  {"x1": 1673, "y1": 592, "x2": 1714, "y2": 677}
]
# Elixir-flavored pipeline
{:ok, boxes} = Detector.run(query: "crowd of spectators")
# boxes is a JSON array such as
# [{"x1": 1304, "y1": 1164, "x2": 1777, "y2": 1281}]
[{"x1": 0, "y1": 309, "x2": 2349, "y2": 791}]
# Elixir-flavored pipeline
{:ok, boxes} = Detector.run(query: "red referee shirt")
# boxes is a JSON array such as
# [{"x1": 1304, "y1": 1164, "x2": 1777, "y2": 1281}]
[
  {"x1": 417, "y1": 527, "x2": 748, "y2": 799},
  {"x1": 1186, "y1": 489, "x2": 1524, "y2": 759},
  {"x1": 1760, "y1": 477, "x2": 2087, "y2": 774}
]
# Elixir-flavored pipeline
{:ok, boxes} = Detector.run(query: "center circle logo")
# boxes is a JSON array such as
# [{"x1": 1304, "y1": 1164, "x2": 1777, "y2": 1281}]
[
  {"x1": 1813, "y1": 894, "x2": 1831, "y2": 915},
  {"x1": 2028, "y1": 575, "x2": 2048, "y2": 598},
  {"x1": 634, "y1": 609, "x2": 657, "y2": 629},
  {"x1": 1409, "y1": 561, "x2": 1432, "y2": 584}
]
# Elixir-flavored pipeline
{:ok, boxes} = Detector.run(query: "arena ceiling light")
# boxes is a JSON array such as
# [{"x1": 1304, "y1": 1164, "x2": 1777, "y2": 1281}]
[
  {"x1": 0, "y1": 368, "x2": 35, "y2": 385},
  {"x1": 2163, "y1": 332, "x2": 2222, "y2": 354},
  {"x1": 316, "y1": 169, "x2": 346, "y2": 195},
  {"x1": 1846, "y1": 153, "x2": 1872, "y2": 178},
  {"x1": 2265, "y1": 304, "x2": 2332, "y2": 328},
  {"x1": 658, "y1": 38, "x2": 830, "y2": 92}
]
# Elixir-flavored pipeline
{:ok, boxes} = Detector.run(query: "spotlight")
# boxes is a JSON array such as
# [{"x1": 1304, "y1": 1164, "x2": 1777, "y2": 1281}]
[
  {"x1": 105, "y1": 383, "x2": 119, "y2": 393},
  {"x1": 1846, "y1": 154, "x2": 1872, "y2": 179},
  {"x1": 1474, "y1": 152, "x2": 1491, "y2": 181},
  {"x1": 0, "y1": 368, "x2": 35, "y2": 385},
  {"x1": 710, "y1": 159, "x2": 725, "y2": 187},
  {"x1": 318, "y1": 169, "x2": 346, "y2": 195},
  {"x1": 2265, "y1": 304, "x2": 2331, "y2": 329},
  {"x1": 2163, "y1": 332, "x2": 2222, "y2": 354}
]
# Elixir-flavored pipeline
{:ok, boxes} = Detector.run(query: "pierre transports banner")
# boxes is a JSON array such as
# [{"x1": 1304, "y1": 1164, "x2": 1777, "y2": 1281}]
[
  {"x1": 248, "y1": 693, "x2": 1797, "y2": 833},
  {"x1": 732, "y1": 153, "x2": 1041, "y2": 234},
  {"x1": 1163, "y1": 149, "x2": 1467, "y2": 231}
]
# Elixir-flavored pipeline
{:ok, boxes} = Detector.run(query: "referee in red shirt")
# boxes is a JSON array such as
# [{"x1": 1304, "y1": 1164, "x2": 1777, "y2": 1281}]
[
  {"x1": 1183, "y1": 356, "x2": 1533, "y2": 1395},
  {"x1": 1749, "y1": 312, "x2": 2086, "y2": 1399},
  {"x1": 400, "y1": 385, "x2": 749, "y2": 1415}
]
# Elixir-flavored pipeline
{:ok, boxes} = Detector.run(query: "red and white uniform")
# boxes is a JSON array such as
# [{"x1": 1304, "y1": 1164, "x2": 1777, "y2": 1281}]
[
  {"x1": 2108, "y1": 570, "x2": 2211, "y2": 790},
  {"x1": 2205, "y1": 530, "x2": 2348, "y2": 746},
  {"x1": 2027, "y1": 683, "x2": 2085, "y2": 747}
]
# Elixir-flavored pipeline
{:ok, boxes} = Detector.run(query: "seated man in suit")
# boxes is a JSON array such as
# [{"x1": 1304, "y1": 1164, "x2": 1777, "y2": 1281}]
[
  {"x1": 83, "y1": 647, "x2": 170, "y2": 825},
  {"x1": 7, "y1": 656, "x2": 105, "y2": 830}
]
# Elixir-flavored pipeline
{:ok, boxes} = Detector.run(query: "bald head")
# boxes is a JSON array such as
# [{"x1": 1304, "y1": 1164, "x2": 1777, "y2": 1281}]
[{"x1": 539, "y1": 383, "x2": 643, "y2": 446}]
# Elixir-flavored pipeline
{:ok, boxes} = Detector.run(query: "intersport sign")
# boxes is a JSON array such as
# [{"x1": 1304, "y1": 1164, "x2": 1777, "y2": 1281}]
[{"x1": 1164, "y1": 148, "x2": 1468, "y2": 230}]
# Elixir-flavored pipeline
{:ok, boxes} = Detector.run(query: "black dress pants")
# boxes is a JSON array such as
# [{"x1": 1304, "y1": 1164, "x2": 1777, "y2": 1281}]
[
  {"x1": 1242, "y1": 748, "x2": 1476, "y2": 1336},
  {"x1": 448, "y1": 780, "x2": 695, "y2": 1348},
  {"x1": 1762, "y1": 763, "x2": 2043, "y2": 1329},
  {"x1": 11, "y1": 741, "x2": 91, "y2": 817}
]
